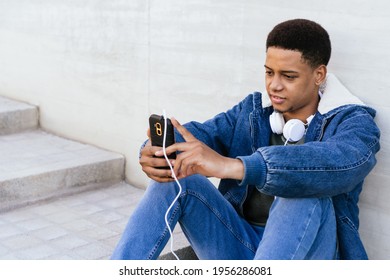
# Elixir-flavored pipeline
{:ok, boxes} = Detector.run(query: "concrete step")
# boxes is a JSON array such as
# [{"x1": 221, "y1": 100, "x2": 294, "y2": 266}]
[
  {"x1": 0, "y1": 130, "x2": 125, "y2": 212},
  {"x1": 0, "y1": 96, "x2": 38, "y2": 135},
  {"x1": 0, "y1": 95, "x2": 191, "y2": 259}
]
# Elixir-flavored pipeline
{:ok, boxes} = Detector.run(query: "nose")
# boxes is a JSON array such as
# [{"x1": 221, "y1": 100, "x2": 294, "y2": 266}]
[{"x1": 267, "y1": 75, "x2": 283, "y2": 92}]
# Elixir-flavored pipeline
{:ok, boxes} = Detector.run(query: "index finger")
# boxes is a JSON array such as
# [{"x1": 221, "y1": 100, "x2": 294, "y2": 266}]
[{"x1": 171, "y1": 117, "x2": 197, "y2": 142}]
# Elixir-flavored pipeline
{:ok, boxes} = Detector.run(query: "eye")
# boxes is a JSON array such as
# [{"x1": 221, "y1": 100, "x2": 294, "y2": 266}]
[
  {"x1": 265, "y1": 70, "x2": 273, "y2": 76},
  {"x1": 283, "y1": 74, "x2": 297, "y2": 80}
]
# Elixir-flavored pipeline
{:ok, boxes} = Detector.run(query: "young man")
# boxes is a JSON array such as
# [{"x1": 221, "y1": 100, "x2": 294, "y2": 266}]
[{"x1": 112, "y1": 19, "x2": 380, "y2": 260}]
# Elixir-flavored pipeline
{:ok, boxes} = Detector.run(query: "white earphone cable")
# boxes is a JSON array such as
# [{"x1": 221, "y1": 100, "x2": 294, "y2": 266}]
[{"x1": 162, "y1": 110, "x2": 182, "y2": 260}]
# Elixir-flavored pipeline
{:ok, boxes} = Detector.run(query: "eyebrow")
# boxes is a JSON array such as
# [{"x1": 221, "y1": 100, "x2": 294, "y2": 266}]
[{"x1": 264, "y1": 65, "x2": 299, "y2": 74}]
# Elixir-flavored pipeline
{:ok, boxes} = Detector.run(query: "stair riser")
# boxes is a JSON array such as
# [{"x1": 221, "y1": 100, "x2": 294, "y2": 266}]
[
  {"x1": 0, "y1": 96, "x2": 39, "y2": 135},
  {"x1": 0, "y1": 109, "x2": 39, "y2": 135}
]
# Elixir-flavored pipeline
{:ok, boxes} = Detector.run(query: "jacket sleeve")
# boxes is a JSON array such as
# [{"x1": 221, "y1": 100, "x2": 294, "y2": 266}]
[
  {"x1": 238, "y1": 106, "x2": 381, "y2": 198},
  {"x1": 175, "y1": 94, "x2": 253, "y2": 156}
]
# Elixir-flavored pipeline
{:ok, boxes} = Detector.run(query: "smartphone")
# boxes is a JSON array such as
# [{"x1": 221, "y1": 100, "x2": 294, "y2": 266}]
[{"x1": 149, "y1": 114, "x2": 176, "y2": 161}]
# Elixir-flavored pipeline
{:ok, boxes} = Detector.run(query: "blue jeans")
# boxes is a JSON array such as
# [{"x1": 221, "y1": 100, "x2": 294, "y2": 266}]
[{"x1": 111, "y1": 175, "x2": 337, "y2": 260}]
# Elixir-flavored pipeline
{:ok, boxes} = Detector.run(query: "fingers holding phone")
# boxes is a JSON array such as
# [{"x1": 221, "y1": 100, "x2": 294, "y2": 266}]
[
  {"x1": 139, "y1": 143, "x2": 173, "y2": 182},
  {"x1": 138, "y1": 114, "x2": 176, "y2": 182}
]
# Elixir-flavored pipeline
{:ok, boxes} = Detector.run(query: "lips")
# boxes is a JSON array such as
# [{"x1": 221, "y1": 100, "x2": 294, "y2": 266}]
[{"x1": 270, "y1": 94, "x2": 286, "y2": 104}]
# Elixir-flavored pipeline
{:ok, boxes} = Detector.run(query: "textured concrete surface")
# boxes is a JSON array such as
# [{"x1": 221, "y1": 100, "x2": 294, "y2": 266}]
[
  {"x1": 0, "y1": 182, "x2": 190, "y2": 259},
  {"x1": 0, "y1": 96, "x2": 38, "y2": 135},
  {"x1": 0, "y1": 130, "x2": 125, "y2": 211}
]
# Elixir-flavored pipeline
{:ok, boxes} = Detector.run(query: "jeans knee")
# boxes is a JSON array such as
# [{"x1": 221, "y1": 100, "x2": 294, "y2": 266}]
[
  {"x1": 145, "y1": 180, "x2": 179, "y2": 200},
  {"x1": 270, "y1": 197, "x2": 334, "y2": 219},
  {"x1": 273, "y1": 197, "x2": 330, "y2": 207}
]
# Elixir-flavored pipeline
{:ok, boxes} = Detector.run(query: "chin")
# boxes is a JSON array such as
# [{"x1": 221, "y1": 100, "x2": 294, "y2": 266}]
[{"x1": 272, "y1": 105, "x2": 287, "y2": 113}]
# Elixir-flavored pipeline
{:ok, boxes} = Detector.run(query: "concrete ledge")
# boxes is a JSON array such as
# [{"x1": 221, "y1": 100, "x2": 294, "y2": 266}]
[
  {"x1": 0, "y1": 96, "x2": 38, "y2": 135},
  {"x1": 159, "y1": 246, "x2": 198, "y2": 260},
  {"x1": 0, "y1": 130, "x2": 125, "y2": 212}
]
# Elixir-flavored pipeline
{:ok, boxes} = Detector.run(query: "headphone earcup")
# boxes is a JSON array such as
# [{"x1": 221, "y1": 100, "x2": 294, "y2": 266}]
[
  {"x1": 269, "y1": 112, "x2": 285, "y2": 134},
  {"x1": 283, "y1": 119, "x2": 306, "y2": 142}
]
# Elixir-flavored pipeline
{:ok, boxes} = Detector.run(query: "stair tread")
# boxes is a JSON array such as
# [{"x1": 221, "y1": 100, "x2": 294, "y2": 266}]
[
  {"x1": 0, "y1": 96, "x2": 36, "y2": 113},
  {"x1": 0, "y1": 130, "x2": 124, "y2": 211},
  {"x1": 0, "y1": 130, "x2": 123, "y2": 182}
]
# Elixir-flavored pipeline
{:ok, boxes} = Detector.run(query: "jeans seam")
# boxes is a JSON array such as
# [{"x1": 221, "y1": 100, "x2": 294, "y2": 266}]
[{"x1": 291, "y1": 200, "x2": 321, "y2": 259}]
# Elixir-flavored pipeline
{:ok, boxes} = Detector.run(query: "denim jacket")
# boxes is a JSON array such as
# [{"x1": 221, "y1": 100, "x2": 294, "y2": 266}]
[{"x1": 175, "y1": 74, "x2": 380, "y2": 259}]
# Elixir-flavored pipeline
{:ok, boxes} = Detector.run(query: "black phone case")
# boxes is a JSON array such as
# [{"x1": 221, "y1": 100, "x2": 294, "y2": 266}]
[{"x1": 149, "y1": 114, "x2": 176, "y2": 160}]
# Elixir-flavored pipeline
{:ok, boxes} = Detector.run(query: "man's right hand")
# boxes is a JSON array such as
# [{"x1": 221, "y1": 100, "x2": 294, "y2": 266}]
[{"x1": 139, "y1": 130, "x2": 175, "y2": 183}]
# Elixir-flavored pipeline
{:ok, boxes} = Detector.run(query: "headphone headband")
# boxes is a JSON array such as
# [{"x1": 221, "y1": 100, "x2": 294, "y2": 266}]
[{"x1": 269, "y1": 112, "x2": 314, "y2": 143}]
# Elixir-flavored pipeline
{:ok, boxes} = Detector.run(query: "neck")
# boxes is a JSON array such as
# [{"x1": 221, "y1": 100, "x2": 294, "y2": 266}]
[{"x1": 283, "y1": 94, "x2": 320, "y2": 123}]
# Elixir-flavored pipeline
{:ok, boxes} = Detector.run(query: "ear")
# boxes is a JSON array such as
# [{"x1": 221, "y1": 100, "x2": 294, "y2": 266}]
[{"x1": 314, "y1": 65, "x2": 327, "y2": 86}]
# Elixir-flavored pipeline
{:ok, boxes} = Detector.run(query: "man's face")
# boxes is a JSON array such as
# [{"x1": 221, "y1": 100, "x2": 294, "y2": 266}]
[{"x1": 265, "y1": 47, "x2": 323, "y2": 122}]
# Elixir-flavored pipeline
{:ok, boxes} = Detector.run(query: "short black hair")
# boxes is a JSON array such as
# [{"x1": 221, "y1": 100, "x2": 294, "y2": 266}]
[{"x1": 266, "y1": 19, "x2": 331, "y2": 68}]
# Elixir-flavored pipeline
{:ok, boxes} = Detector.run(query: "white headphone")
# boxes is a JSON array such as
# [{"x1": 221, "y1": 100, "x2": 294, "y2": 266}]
[{"x1": 269, "y1": 112, "x2": 314, "y2": 142}]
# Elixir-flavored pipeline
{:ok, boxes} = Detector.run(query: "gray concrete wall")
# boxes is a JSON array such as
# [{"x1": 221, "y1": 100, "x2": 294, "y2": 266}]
[{"x1": 0, "y1": 0, "x2": 389, "y2": 259}]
